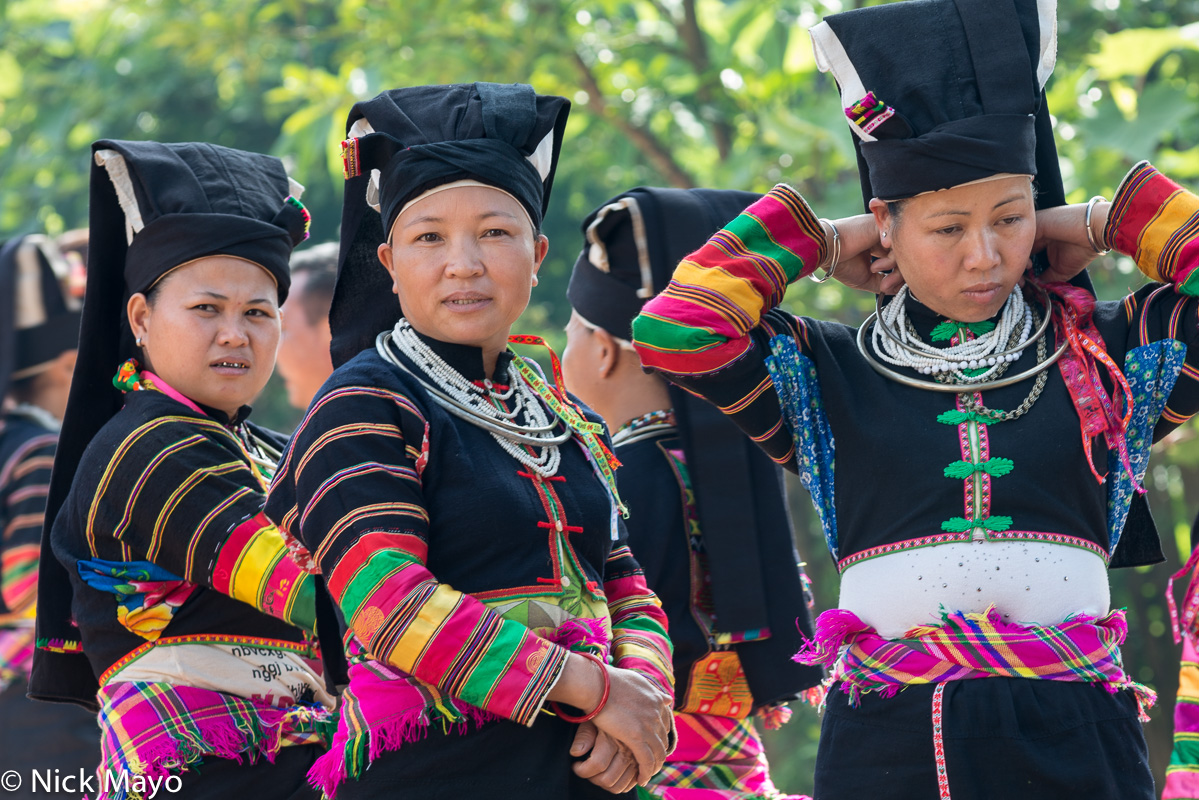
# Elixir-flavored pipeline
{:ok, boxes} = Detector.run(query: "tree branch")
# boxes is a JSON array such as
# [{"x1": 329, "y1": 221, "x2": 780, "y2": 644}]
[
  {"x1": 679, "y1": 0, "x2": 733, "y2": 160},
  {"x1": 572, "y1": 50, "x2": 695, "y2": 188}
]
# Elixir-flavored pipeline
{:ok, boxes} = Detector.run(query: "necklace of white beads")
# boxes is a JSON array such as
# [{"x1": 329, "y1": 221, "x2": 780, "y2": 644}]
[
  {"x1": 871, "y1": 285, "x2": 1035, "y2": 382},
  {"x1": 377, "y1": 319, "x2": 570, "y2": 477}
]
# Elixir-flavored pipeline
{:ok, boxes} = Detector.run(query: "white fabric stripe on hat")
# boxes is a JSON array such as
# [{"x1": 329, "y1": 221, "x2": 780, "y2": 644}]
[
  {"x1": 94, "y1": 150, "x2": 145, "y2": 245},
  {"x1": 585, "y1": 196, "x2": 654, "y2": 299},
  {"x1": 527, "y1": 128, "x2": 554, "y2": 181},
  {"x1": 809, "y1": 20, "x2": 875, "y2": 143},
  {"x1": 1036, "y1": 0, "x2": 1058, "y2": 90},
  {"x1": 14, "y1": 235, "x2": 73, "y2": 329},
  {"x1": 393, "y1": 179, "x2": 534, "y2": 233}
]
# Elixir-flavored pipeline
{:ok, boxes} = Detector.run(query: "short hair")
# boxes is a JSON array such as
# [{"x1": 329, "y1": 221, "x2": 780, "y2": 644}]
[{"x1": 289, "y1": 242, "x2": 339, "y2": 326}]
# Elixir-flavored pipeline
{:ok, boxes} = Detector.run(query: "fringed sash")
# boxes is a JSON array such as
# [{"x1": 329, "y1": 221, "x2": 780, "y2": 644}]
[
  {"x1": 646, "y1": 713, "x2": 810, "y2": 800},
  {"x1": 1032, "y1": 279, "x2": 1138, "y2": 487},
  {"x1": 96, "y1": 680, "x2": 334, "y2": 800},
  {"x1": 309, "y1": 620, "x2": 612, "y2": 797},
  {"x1": 0, "y1": 626, "x2": 34, "y2": 689},
  {"x1": 795, "y1": 606, "x2": 1155, "y2": 721}
]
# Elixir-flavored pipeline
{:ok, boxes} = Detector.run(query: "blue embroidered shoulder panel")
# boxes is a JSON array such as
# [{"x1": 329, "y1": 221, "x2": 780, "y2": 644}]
[
  {"x1": 765, "y1": 334, "x2": 837, "y2": 558},
  {"x1": 1106, "y1": 339, "x2": 1186, "y2": 555}
]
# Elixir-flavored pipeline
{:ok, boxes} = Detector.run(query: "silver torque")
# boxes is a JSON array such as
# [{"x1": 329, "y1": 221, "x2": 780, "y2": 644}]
[{"x1": 856, "y1": 315, "x2": 1068, "y2": 392}]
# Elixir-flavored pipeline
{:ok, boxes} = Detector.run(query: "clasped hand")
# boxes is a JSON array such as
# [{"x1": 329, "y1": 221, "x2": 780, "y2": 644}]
[{"x1": 550, "y1": 653, "x2": 674, "y2": 794}]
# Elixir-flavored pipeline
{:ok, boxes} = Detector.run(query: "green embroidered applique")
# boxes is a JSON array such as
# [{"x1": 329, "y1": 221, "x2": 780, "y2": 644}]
[
  {"x1": 942, "y1": 457, "x2": 1014, "y2": 479},
  {"x1": 930, "y1": 319, "x2": 995, "y2": 342},
  {"x1": 941, "y1": 515, "x2": 1013, "y2": 533},
  {"x1": 936, "y1": 410, "x2": 989, "y2": 425}
]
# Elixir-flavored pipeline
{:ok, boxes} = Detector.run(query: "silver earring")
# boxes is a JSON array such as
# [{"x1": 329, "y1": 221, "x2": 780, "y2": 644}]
[
  {"x1": 881, "y1": 231, "x2": 887, "y2": 239},
  {"x1": 135, "y1": 337, "x2": 143, "y2": 346},
  {"x1": 531, "y1": 276, "x2": 539, "y2": 287}
]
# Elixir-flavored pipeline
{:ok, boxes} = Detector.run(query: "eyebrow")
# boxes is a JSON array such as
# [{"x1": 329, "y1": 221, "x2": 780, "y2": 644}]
[
  {"x1": 195, "y1": 290, "x2": 274, "y2": 305},
  {"x1": 402, "y1": 211, "x2": 521, "y2": 227},
  {"x1": 926, "y1": 194, "x2": 1027, "y2": 219}
]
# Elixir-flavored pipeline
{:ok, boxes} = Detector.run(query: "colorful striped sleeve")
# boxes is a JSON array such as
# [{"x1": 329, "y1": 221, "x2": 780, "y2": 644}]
[
  {"x1": 86, "y1": 415, "x2": 315, "y2": 632},
  {"x1": 1106, "y1": 161, "x2": 1199, "y2": 295},
  {"x1": 1106, "y1": 163, "x2": 1199, "y2": 438},
  {"x1": 265, "y1": 386, "x2": 570, "y2": 726},
  {"x1": 0, "y1": 434, "x2": 56, "y2": 616},
  {"x1": 603, "y1": 541, "x2": 674, "y2": 697},
  {"x1": 632, "y1": 185, "x2": 825, "y2": 376},
  {"x1": 631, "y1": 186, "x2": 826, "y2": 471}
]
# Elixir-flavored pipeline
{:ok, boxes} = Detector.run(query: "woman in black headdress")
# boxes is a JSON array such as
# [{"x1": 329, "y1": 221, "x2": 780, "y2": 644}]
[
  {"x1": 0, "y1": 233, "x2": 100, "y2": 785},
  {"x1": 30, "y1": 140, "x2": 333, "y2": 798},
  {"x1": 563, "y1": 187, "x2": 823, "y2": 799},
  {"x1": 265, "y1": 83, "x2": 674, "y2": 799},
  {"x1": 631, "y1": 1, "x2": 1199, "y2": 797}
]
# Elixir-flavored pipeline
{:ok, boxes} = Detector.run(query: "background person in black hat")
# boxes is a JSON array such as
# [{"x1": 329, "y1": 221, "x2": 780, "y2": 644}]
[
  {"x1": 563, "y1": 187, "x2": 824, "y2": 800},
  {"x1": 266, "y1": 82, "x2": 674, "y2": 799},
  {"x1": 630, "y1": 0, "x2": 1199, "y2": 797},
  {"x1": 29, "y1": 139, "x2": 334, "y2": 798},
  {"x1": 0, "y1": 232, "x2": 100, "y2": 794}
]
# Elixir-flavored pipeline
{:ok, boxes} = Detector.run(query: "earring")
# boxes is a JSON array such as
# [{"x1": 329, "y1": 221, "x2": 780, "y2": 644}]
[
  {"x1": 531, "y1": 275, "x2": 539, "y2": 287},
  {"x1": 135, "y1": 337, "x2": 143, "y2": 347},
  {"x1": 881, "y1": 231, "x2": 887, "y2": 239}
]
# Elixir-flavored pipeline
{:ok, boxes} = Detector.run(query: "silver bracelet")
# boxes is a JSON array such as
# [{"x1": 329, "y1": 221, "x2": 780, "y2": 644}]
[
  {"x1": 810, "y1": 218, "x2": 841, "y2": 283},
  {"x1": 1085, "y1": 195, "x2": 1110, "y2": 255}
]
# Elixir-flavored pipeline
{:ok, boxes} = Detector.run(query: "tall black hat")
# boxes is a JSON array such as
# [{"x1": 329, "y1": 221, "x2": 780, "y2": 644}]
[
  {"x1": 0, "y1": 235, "x2": 85, "y2": 399},
  {"x1": 568, "y1": 187, "x2": 824, "y2": 705},
  {"x1": 811, "y1": 0, "x2": 1062, "y2": 207},
  {"x1": 31, "y1": 141, "x2": 308, "y2": 705},
  {"x1": 331, "y1": 82, "x2": 570, "y2": 366}
]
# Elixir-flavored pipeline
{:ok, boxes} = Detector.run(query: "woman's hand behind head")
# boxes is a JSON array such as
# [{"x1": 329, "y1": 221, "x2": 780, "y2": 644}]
[
  {"x1": 1032, "y1": 201, "x2": 1109, "y2": 284},
  {"x1": 820, "y1": 213, "x2": 906, "y2": 295},
  {"x1": 126, "y1": 255, "x2": 282, "y2": 418}
]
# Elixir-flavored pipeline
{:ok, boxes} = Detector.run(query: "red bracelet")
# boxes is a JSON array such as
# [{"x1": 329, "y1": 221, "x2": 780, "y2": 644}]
[{"x1": 550, "y1": 651, "x2": 611, "y2": 723}]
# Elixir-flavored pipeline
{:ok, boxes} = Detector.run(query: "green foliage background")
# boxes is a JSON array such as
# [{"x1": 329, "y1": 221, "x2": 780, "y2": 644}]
[{"x1": 2, "y1": 0, "x2": 1198, "y2": 793}]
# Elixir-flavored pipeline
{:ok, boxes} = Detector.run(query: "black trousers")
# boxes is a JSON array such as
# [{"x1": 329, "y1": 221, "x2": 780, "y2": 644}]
[
  {"x1": 333, "y1": 715, "x2": 635, "y2": 800},
  {"x1": 0, "y1": 678, "x2": 101, "y2": 800},
  {"x1": 814, "y1": 678, "x2": 1153, "y2": 799},
  {"x1": 172, "y1": 744, "x2": 323, "y2": 800}
]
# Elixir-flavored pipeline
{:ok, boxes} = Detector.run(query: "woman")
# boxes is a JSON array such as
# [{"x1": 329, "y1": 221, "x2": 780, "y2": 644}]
[
  {"x1": 265, "y1": 82, "x2": 675, "y2": 799},
  {"x1": 30, "y1": 140, "x2": 333, "y2": 799},
  {"x1": 563, "y1": 187, "x2": 823, "y2": 800},
  {"x1": 631, "y1": 1, "x2": 1196, "y2": 797},
  {"x1": 0, "y1": 233, "x2": 100, "y2": 787}
]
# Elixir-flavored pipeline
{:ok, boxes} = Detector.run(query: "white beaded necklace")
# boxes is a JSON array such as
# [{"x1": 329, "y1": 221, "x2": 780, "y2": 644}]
[
  {"x1": 379, "y1": 319, "x2": 567, "y2": 477},
  {"x1": 871, "y1": 286, "x2": 1032, "y2": 382}
]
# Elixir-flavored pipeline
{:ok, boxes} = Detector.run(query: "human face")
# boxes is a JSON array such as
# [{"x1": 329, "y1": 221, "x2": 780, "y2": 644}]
[
  {"x1": 277, "y1": 272, "x2": 333, "y2": 410},
  {"x1": 377, "y1": 185, "x2": 548, "y2": 372},
  {"x1": 871, "y1": 176, "x2": 1036, "y2": 322},
  {"x1": 561, "y1": 311, "x2": 604, "y2": 411},
  {"x1": 127, "y1": 256, "x2": 281, "y2": 419}
]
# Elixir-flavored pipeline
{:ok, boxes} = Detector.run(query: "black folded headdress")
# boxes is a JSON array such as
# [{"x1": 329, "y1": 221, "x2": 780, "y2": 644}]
[
  {"x1": 0, "y1": 235, "x2": 84, "y2": 398},
  {"x1": 331, "y1": 82, "x2": 570, "y2": 366},
  {"x1": 811, "y1": 0, "x2": 1061, "y2": 205},
  {"x1": 32, "y1": 141, "x2": 308, "y2": 704},
  {"x1": 567, "y1": 187, "x2": 824, "y2": 704}
]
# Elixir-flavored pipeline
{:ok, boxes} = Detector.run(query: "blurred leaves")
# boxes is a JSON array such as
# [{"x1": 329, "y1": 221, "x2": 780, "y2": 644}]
[{"x1": 3, "y1": 0, "x2": 1199, "y2": 792}]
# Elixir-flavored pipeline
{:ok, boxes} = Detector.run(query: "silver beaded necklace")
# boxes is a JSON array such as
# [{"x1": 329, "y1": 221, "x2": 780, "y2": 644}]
[
  {"x1": 871, "y1": 285, "x2": 1033, "y2": 380},
  {"x1": 377, "y1": 319, "x2": 571, "y2": 476}
]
